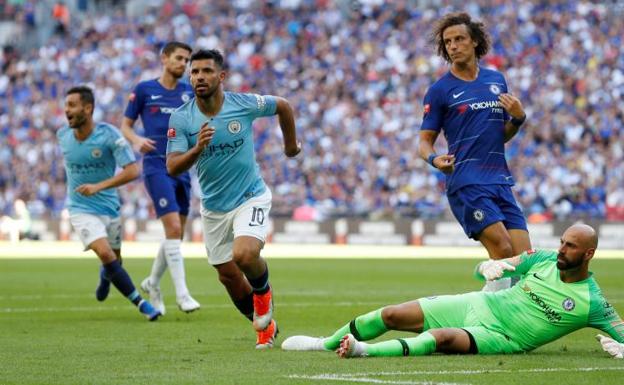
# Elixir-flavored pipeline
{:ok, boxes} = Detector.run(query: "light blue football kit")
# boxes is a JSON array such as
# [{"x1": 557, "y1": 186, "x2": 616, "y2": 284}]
[
  {"x1": 58, "y1": 121, "x2": 160, "y2": 320},
  {"x1": 57, "y1": 122, "x2": 135, "y2": 217},
  {"x1": 167, "y1": 92, "x2": 277, "y2": 212}
]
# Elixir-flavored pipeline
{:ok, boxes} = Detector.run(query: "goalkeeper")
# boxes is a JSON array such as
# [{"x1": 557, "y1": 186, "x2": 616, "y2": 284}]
[{"x1": 282, "y1": 224, "x2": 624, "y2": 359}]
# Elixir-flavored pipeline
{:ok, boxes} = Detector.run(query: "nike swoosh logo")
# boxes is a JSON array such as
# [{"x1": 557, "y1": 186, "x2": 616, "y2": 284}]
[
  {"x1": 189, "y1": 131, "x2": 199, "y2": 136},
  {"x1": 150, "y1": 95, "x2": 163, "y2": 100},
  {"x1": 533, "y1": 273, "x2": 544, "y2": 281},
  {"x1": 248, "y1": 223, "x2": 262, "y2": 227},
  {"x1": 452, "y1": 91, "x2": 465, "y2": 99}
]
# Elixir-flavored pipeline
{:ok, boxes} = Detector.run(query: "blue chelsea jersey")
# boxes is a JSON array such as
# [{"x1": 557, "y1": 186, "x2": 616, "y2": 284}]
[
  {"x1": 124, "y1": 79, "x2": 194, "y2": 176},
  {"x1": 421, "y1": 67, "x2": 514, "y2": 194}
]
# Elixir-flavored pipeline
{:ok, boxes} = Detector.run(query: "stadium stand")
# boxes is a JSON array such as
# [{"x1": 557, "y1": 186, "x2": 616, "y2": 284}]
[{"x1": 0, "y1": 0, "x2": 623, "y2": 226}]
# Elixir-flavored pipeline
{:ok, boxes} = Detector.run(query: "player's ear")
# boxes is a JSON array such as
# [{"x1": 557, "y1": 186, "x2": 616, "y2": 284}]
[{"x1": 585, "y1": 248, "x2": 596, "y2": 262}]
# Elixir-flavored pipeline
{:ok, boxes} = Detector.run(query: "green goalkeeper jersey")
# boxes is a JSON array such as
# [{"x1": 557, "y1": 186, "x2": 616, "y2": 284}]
[{"x1": 472, "y1": 249, "x2": 624, "y2": 351}]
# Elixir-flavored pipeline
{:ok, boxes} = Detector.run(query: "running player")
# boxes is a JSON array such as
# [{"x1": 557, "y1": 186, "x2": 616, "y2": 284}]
[
  {"x1": 58, "y1": 85, "x2": 160, "y2": 321},
  {"x1": 282, "y1": 224, "x2": 623, "y2": 359},
  {"x1": 166, "y1": 49, "x2": 301, "y2": 349},
  {"x1": 121, "y1": 41, "x2": 199, "y2": 314},
  {"x1": 419, "y1": 12, "x2": 531, "y2": 289}
]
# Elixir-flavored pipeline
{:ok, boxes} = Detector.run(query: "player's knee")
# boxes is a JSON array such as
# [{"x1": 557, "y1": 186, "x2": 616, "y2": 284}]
[
  {"x1": 164, "y1": 223, "x2": 182, "y2": 239},
  {"x1": 381, "y1": 305, "x2": 407, "y2": 330},
  {"x1": 97, "y1": 250, "x2": 117, "y2": 264},
  {"x1": 232, "y1": 246, "x2": 260, "y2": 269},
  {"x1": 428, "y1": 329, "x2": 453, "y2": 348},
  {"x1": 488, "y1": 234, "x2": 513, "y2": 259}
]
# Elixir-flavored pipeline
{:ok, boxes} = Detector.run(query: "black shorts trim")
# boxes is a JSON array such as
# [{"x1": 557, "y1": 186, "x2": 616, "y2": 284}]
[{"x1": 461, "y1": 328, "x2": 479, "y2": 354}]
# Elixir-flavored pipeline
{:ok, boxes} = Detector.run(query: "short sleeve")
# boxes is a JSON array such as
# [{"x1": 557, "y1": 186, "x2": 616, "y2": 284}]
[
  {"x1": 242, "y1": 93, "x2": 277, "y2": 118},
  {"x1": 166, "y1": 111, "x2": 190, "y2": 154},
  {"x1": 421, "y1": 85, "x2": 445, "y2": 133},
  {"x1": 124, "y1": 83, "x2": 144, "y2": 121},
  {"x1": 514, "y1": 249, "x2": 557, "y2": 275},
  {"x1": 109, "y1": 129, "x2": 136, "y2": 167}
]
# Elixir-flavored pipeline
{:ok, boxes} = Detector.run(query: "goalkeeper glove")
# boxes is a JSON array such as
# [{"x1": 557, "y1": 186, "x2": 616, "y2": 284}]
[
  {"x1": 479, "y1": 260, "x2": 516, "y2": 281},
  {"x1": 596, "y1": 334, "x2": 624, "y2": 359}
]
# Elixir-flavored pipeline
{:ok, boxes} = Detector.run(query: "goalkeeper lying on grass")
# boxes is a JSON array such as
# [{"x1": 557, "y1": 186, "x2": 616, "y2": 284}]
[{"x1": 282, "y1": 224, "x2": 624, "y2": 358}]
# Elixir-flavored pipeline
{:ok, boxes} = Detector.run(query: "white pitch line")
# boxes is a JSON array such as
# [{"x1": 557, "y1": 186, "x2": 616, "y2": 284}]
[
  {"x1": 302, "y1": 366, "x2": 624, "y2": 379},
  {"x1": 288, "y1": 374, "x2": 466, "y2": 385}
]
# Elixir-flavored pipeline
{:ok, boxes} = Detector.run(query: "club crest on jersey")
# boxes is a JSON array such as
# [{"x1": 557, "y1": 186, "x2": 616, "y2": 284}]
[
  {"x1": 91, "y1": 148, "x2": 102, "y2": 158},
  {"x1": 562, "y1": 297, "x2": 575, "y2": 311},
  {"x1": 181, "y1": 93, "x2": 190, "y2": 102},
  {"x1": 228, "y1": 120, "x2": 242, "y2": 134},
  {"x1": 81, "y1": 228, "x2": 90, "y2": 239},
  {"x1": 159, "y1": 198, "x2": 168, "y2": 208},
  {"x1": 167, "y1": 128, "x2": 176, "y2": 138},
  {"x1": 473, "y1": 209, "x2": 485, "y2": 222},
  {"x1": 489, "y1": 84, "x2": 501, "y2": 95}
]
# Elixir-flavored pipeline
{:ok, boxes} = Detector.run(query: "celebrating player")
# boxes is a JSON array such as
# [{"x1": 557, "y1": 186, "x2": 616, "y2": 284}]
[
  {"x1": 282, "y1": 224, "x2": 624, "y2": 358},
  {"x1": 166, "y1": 49, "x2": 301, "y2": 348},
  {"x1": 58, "y1": 85, "x2": 160, "y2": 321},
  {"x1": 121, "y1": 41, "x2": 200, "y2": 314},
  {"x1": 419, "y1": 13, "x2": 531, "y2": 289}
]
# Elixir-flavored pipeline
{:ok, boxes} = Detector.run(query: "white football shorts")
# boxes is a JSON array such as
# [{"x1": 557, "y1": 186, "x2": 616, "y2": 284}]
[
  {"x1": 200, "y1": 189, "x2": 272, "y2": 265},
  {"x1": 70, "y1": 213, "x2": 122, "y2": 251}
]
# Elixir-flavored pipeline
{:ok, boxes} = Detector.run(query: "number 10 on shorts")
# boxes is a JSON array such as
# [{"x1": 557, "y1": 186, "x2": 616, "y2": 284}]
[{"x1": 249, "y1": 207, "x2": 265, "y2": 226}]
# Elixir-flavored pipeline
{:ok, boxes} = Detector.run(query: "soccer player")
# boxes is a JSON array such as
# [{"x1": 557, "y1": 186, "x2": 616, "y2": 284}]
[
  {"x1": 166, "y1": 49, "x2": 301, "y2": 349},
  {"x1": 58, "y1": 85, "x2": 160, "y2": 321},
  {"x1": 282, "y1": 224, "x2": 624, "y2": 359},
  {"x1": 121, "y1": 41, "x2": 200, "y2": 314},
  {"x1": 419, "y1": 13, "x2": 531, "y2": 289}
]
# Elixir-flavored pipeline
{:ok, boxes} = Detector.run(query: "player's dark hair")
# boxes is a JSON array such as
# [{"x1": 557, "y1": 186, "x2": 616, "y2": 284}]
[
  {"x1": 161, "y1": 41, "x2": 192, "y2": 56},
  {"x1": 431, "y1": 12, "x2": 491, "y2": 63},
  {"x1": 66, "y1": 85, "x2": 95, "y2": 108},
  {"x1": 190, "y1": 49, "x2": 226, "y2": 69}
]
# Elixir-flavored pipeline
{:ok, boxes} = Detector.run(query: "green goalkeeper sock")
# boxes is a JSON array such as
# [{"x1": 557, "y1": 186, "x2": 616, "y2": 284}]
[
  {"x1": 365, "y1": 331, "x2": 437, "y2": 357},
  {"x1": 323, "y1": 308, "x2": 388, "y2": 350}
]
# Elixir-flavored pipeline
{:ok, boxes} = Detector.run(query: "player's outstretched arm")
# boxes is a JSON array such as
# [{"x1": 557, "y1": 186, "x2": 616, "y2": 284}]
[
  {"x1": 75, "y1": 162, "x2": 140, "y2": 196},
  {"x1": 121, "y1": 117, "x2": 156, "y2": 153},
  {"x1": 474, "y1": 255, "x2": 522, "y2": 281},
  {"x1": 274, "y1": 97, "x2": 301, "y2": 157},
  {"x1": 166, "y1": 123, "x2": 214, "y2": 176}
]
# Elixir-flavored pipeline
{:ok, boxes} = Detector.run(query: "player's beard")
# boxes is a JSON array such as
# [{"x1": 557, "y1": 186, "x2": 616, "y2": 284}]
[
  {"x1": 195, "y1": 84, "x2": 218, "y2": 100},
  {"x1": 169, "y1": 67, "x2": 185, "y2": 79},
  {"x1": 67, "y1": 112, "x2": 87, "y2": 129},
  {"x1": 556, "y1": 252, "x2": 584, "y2": 270}
]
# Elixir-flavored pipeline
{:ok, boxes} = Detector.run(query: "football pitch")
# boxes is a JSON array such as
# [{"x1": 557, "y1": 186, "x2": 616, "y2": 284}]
[{"x1": 1, "y1": 256, "x2": 623, "y2": 385}]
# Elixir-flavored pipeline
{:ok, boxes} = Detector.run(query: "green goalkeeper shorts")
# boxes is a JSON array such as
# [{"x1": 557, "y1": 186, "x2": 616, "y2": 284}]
[{"x1": 419, "y1": 292, "x2": 523, "y2": 354}]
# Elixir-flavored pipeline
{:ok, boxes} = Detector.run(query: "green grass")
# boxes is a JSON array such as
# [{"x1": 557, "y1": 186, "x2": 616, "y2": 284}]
[{"x1": 1, "y1": 258, "x2": 623, "y2": 385}]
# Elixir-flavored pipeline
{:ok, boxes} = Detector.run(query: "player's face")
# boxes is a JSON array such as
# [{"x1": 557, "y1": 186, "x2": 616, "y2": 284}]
[
  {"x1": 442, "y1": 24, "x2": 478, "y2": 64},
  {"x1": 190, "y1": 59, "x2": 225, "y2": 99},
  {"x1": 64, "y1": 93, "x2": 91, "y2": 129},
  {"x1": 556, "y1": 230, "x2": 592, "y2": 270},
  {"x1": 163, "y1": 48, "x2": 191, "y2": 79}
]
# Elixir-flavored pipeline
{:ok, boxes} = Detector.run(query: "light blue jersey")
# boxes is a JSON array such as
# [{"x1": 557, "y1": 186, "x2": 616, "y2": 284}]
[
  {"x1": 167, "y1": 92, "x2": 277, "y2": 212},
  {"x1": 57, "y1": 122, "x2": 136, "y2": 217}
]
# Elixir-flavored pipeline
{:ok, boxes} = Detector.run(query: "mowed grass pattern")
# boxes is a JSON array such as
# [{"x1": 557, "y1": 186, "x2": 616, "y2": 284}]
[{"x1": 1, "y1": 257, "x2": 623, "y2": 385}]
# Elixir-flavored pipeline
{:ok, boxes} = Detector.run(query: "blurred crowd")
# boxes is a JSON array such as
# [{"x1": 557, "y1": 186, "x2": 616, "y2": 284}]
[{"x1": 1, "y1": 0, "x2": 623, "y2": 222}]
